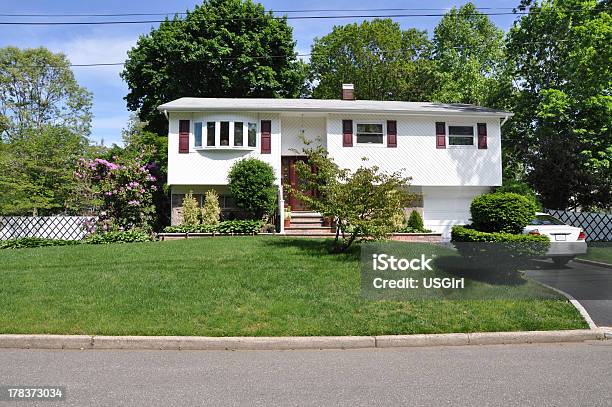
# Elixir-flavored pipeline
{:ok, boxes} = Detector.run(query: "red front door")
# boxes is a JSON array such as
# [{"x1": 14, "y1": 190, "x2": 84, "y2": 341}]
[{"x1": 281, "y1": 156, "x2": 311, "y2": 210}]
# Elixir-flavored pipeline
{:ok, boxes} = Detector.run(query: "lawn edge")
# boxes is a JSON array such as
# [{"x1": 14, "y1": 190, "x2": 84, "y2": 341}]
[{"x1": 0, "y1": 330, "x2": 605, "y2": 351}]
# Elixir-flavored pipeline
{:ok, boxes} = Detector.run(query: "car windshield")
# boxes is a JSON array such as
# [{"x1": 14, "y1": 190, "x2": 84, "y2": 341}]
[{"x1": 530, "y1": 214, "x2": 567, "y2": 226}]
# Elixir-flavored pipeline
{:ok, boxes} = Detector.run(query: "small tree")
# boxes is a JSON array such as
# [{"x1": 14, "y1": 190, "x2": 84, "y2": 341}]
[
  {"x1": 201, "y1": 189, "x2": 221, "y2": 225},
  {"x1": 406, "y1": 210, "x2": 425, "y2": 231},
  {"x1": 181, "y1": 192, "x2": 200, "y2": 226},
  {"x1": 228, "y1": 158, "x2": 277, "y2": 219},
  {"x1": 292, "y1": 145, "x2": 415, "y2": 252}
]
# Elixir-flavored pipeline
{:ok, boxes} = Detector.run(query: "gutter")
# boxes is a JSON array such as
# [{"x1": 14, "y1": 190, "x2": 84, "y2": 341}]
[{"x1": 501, "y1": 113, "x2": 510, "y2": 126}]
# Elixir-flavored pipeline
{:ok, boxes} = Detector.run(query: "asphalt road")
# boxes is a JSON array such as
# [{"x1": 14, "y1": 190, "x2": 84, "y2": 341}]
[
  {"x1": 1, "y1": 342, "x2": 611, "y2": 407},
  {"x1": 525, "y1": 259, "x2": 612, "y2": 326}
]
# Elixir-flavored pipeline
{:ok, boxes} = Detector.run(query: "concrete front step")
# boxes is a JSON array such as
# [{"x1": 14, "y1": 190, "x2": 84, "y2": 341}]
[
  {"x1": 284, "y1": 230, "x2": 336, "y2": 236},
  {"x1": 290, "y1": 211, "x2": 322, "y2": 218}
]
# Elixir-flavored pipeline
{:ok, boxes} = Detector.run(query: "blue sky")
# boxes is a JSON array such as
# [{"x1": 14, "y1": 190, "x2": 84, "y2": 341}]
[{"x1": 0, "y1": 0, "x2": 520, "y2": 146}]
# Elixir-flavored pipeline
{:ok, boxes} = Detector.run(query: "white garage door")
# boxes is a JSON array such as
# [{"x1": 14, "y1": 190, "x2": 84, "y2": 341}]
[{"x1": 422, "y1": 186, "x2": 491, "y2": 239}]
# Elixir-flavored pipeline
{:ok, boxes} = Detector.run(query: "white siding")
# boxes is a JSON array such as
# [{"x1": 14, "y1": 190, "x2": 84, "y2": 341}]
[
  {"x1": 281, "y1": 116, "x2": 327, "y2": 155},
  {"x1": 167, "y1": 112, "x2": 282, "y2": 186},
  {"x1": 326, "y1": 114, "x2": 502, "y2": 186},
  {"x1": 422, "y1": 186, "x2": 491, "y2": 239}
]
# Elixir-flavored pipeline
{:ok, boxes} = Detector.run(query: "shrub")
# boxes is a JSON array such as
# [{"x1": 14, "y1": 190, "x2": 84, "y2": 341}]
[
  {"x1": 450, "y1": 225, "x2": 550, "y2": 280},
  {"x1": 85, "y1": 230, "x2": 152, "y2": 244},
  {"x1": 0, "y1": 238, "x2": 81, "y2": 249},
  {"x1": 163, "y1": 220, "x2": 263, "y2": 234},
  {"x1": 201, "y1": 189, "x2": 221, "y2": 225},
  {"x1": 75, "y1": 147, "x2": 157, "y2": 231},
  {"x1": 470, "y1": 192, "x2": 539, "y2": 234},
  {"x1": 451, "y1": 225, "x2": 549, "y2": 243},
  {"x1": 228, "y1": 158, "x2": 277, "y2": 219},
  {"x1": 406, "y1": 210, "x2": 425, "y2": 230},
  {"x1": 215, "y1": 220, "x2": 263, "y2": 234},
  {"x1": 181, "y1": 191, "x2": 200, "y2": 226}
]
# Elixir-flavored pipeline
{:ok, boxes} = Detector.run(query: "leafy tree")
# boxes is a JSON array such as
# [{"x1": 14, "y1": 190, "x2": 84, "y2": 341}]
[
  {"x1": 201, "y1": 189, "x2": 221, "y2": 225},
  {"x1": 432, "y1": 2, "x2": 510, "y2": 106},
  {"x1": 291, "y1": 144, "x2": 415, "y2": 252},
  {"x1": 309, "y1": 19, "x2": 436, "y2": 101},
  {"x1": 122, "y1": 0, "x2": 305, "y2": 135},
  {"x1": 228, "y1": 158, "x2": 277, "y2": 219},
  {"x1": 0, "y1": 126, "x2": 88, "y2": 215},
  {"x1": 505, "y1": 0, "x2": 611, "y2": 209},
  {"x1": 0, "y1": 47, "x2": 92, "y2": 141}
]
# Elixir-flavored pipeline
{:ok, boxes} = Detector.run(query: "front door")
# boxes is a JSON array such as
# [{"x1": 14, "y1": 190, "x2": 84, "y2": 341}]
[{"x1": 281, "y1": 156, "x2": 311, "y2": 210}]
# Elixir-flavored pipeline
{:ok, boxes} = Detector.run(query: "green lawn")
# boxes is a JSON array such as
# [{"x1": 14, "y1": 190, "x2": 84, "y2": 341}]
[
  {"x1": 0, "y1": 237, "x2": 587, "y2": 336},
  {"x1": 578, "y1": 243, "x2": 612, "y2": 265}
]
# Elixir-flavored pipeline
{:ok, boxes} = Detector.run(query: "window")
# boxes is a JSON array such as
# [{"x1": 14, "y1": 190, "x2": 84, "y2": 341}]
[
  {"x1": 248, "y1": 122, "x2": 257, "y2": 147},
  {"x1": 234, "y1": 122, "x2": 244, "y2": 146},
  {"x1": 206, "y1": 122, "x2": 215, "y2": 146},
  {"x1": 220, "y1": 121, "x2": 230, "y2": 146},
  {"x1": 448, "y1": 125, "x2": 474, "y2": 146},
  {"x1": 194, "y1": 122, "x2": 202, "y2": 147},
  {"x1": 530, "y1": 214, "x2": 566, "y2": 226},
  {"x1": 356, "y1": 123, "x2": 383, "y2": 144}
]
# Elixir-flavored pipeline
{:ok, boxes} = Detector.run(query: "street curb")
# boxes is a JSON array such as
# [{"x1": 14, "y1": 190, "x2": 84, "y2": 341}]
[
  {"x1": 574, "y1": 258, "x2": 612, "y2": 269},
  {"x1": 530, "y1": 280, "x2": 599, "y2": 329},
  {"x1": 0, "y1": 330, "x2": 605, "y2": 351}
]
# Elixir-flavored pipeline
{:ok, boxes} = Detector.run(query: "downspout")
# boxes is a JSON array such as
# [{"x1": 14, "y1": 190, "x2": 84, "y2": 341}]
[{"x1": 163, "y1": 109, "x2": 168, "y2": 120}]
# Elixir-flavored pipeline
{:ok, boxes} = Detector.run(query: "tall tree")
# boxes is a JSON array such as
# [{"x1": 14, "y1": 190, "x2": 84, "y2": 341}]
[
  {"x1": 122, "y1": 0, "x2": 305, "y2": 135},
  {"x1": 432, "y1": 2, "x2": 509, "y2": 106},
  {"x1": 0, "y1": 126, "x2": 89, "y2": 215},
  {"x1": 309, "y1": 19, "x2": 436, "y2": 101},
  {"x1": 506, "y1": 0, "x2": 611, "y2": 210},
  {"x1": 0, "y1": 47, "x2": 92, "y2": 141}
]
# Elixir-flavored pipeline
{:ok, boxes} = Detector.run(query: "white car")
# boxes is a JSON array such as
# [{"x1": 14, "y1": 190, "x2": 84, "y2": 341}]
[{"x1": 523, "y1": 212, "x2": 587, "y2": 266}]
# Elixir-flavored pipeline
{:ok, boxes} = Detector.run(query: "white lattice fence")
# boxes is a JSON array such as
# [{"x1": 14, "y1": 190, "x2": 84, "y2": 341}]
[
  {"x1": 545, "y1": 209, "x2": 612, "y2": 242},
  {"x1": 0, "y1": 216, "x2": 97, "y2": 241}
]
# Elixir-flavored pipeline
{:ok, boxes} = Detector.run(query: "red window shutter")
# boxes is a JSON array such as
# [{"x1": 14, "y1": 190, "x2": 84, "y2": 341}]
[
  {"x1": 179, "y1": 120, "x2": 190, "y2": 153},
  {"x1": 342, "y1": 120, "x2": 353, "y2": 147},
  {"x1": 435, "y1": 122, "x2": 446, "y2": 149},
  {"x1": 387, "y1": 120, "x2": 397, "y2": 148},
  {"x1": 261, "y1": 120, "x2": 271, "y2": 154},
  {"x1": 477, "y1": 123, "x2": 488, "y2": 149}
]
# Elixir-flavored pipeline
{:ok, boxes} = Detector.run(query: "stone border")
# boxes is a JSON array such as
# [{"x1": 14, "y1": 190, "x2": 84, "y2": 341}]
[
  {"x1": 573, "y1": 258, "x2": 612, "y2": 269},
  {"x1": 0, "y1": 330, "x2": 605, "y2": 351}
]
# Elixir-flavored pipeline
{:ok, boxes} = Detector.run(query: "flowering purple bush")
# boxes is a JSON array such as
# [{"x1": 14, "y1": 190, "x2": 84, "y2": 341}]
[{"x1": 75, "y1": 147, "x2": 157, "y2": 231}]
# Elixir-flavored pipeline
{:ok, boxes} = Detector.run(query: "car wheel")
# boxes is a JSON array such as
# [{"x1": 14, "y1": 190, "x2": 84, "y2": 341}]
[{"x1": 552, "y1": 257, "x2": 573, "y2": 267}]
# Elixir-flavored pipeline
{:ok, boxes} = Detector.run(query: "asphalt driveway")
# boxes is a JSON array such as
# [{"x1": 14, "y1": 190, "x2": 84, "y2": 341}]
[{"x1": 526, "y1": 260, "x2": 612, "y2": 327}]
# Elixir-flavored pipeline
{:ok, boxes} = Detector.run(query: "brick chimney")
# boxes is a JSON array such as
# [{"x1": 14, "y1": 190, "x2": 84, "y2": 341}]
[{"x1": 341, "y1": 83, "x2": 355, "y2": 101}]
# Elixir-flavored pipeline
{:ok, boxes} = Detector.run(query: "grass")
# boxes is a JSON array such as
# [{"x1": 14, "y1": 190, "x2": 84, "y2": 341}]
[
  {"x1": 578, "y1": 243, "x2": 612, "y2": 265},
  {"x1": 0, "y1": 237, "x2": 587, "y2": 336}
]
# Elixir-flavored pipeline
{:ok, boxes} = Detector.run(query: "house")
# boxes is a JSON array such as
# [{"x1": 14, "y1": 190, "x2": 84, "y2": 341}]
[{"x1": 158, "y1": 84, "x2": 512, "y2": 238}]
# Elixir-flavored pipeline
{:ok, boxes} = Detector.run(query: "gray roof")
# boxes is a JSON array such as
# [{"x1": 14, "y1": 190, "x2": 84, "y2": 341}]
[{"x1": 158, "y1": 97, "x2": 513, "y2": 117}]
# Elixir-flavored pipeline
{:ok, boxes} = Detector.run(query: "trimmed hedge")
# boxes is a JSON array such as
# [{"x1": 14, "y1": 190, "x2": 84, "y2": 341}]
[
  {"x1": 451, "y1": 225, "x2": 549, "y2": 243},
  {"x1": 163, "y1": 220, "x2": 264, "y2": 235},
  {"x1": 470, "y1": 192, "x2": 539, "y2": 234},
  {"x1": 0, "y1": 237, "x2": 81, "y2": 249},
  {"x1": 85, "y1": 230, "x2": 153, "y2": 244},
  {"x1": 1, "y1": 230, "x2": 153, "y2": 249}
]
